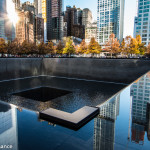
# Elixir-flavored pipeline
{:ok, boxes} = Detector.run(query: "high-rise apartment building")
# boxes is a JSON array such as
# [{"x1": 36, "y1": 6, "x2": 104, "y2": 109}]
[
  {"x1": 97, "y1": 0, "x2": 125, "y2": 45},
  {"x1": 46, "y1": 0, "x2": 63, "y2": 42},
  {"x1": 134, "y1": 0, "x2": 150, "y2": 46}
]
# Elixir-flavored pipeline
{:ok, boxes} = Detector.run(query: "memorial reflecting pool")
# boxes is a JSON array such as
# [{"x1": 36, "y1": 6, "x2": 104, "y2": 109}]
[{"x1": 0, "y1": 73, "x2": 150, "y2": 150}]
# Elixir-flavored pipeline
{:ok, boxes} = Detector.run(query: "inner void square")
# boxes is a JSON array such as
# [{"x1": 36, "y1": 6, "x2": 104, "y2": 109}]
[{"x1": 13, "y1": 87, "x2": 71, "y2": 102}]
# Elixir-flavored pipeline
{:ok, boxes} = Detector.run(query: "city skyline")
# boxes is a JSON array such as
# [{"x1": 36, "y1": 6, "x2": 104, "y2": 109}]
[{"x1": 21, "y1": 0, "x2": 137, "y2": 38}]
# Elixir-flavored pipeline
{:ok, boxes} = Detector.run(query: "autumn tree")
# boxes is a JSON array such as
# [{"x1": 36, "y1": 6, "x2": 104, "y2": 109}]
[
  {"x1": 123, "y1": 36, "x2": 132, "y2": 57},
  {"x1": 87, "y1": 37, "x2": 101, "y2": 56},
  {"x1": 136, "y1": 35, "x2": 146, "y2": 55},
  {"x1": 0, "y1": 38, "x2": 7, "y2": 57},
  {"x1": 29, "y1": 43, "x2": 38, "y2": 55},
  {"x1": 38, "y1": 42, "x2": 48, "y2": 55},
  {"x1": 20, "y1": 40, "x2": 31, "y2": 55},
  {"x1": 105, "y1": 34, "x2": 120, "y2": 58},
  {"x1": 77, "y1": 39, "x2": 88, "y2": 54},
  {"x1": 120, "y1": 38, "x2": 125, "y2": 56},
  {"x1": 63, "y1": 38, "x2": 75, "y2": 57},
  {"x1": 146, "y1": 43, "x2": 150, "y2": 57},
  {"x1": 129, "y1": 38, "x2": 139, "y2": 56},
  {"x1": 47, "y1": 41, "x2": 55, "y2": 55},
  {"x1": 56, "y1": 40, "x2": 64, "y2": 55}
]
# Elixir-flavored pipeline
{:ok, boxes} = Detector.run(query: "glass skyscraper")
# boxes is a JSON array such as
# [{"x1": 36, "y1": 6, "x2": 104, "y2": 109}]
[
  {"x1": 46, "y1": 0, "x2": 63, "y2": 42},
  {"x1": 134, "y1": 0, "x2": 150, "y2": 46},
  {"x1": 97, "y1": 0, "x2": 125, "y2": 45},
  {"x1": 0, "y1": 0, "x2": 7, "y2": 40}
]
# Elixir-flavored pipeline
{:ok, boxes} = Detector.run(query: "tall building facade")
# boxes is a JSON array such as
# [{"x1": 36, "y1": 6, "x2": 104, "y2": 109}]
[
  {"x1": 0, "y1": 0, "x2": 8, "y2": 40},
  {"x1": 22, "y1": 1, "x2": 35, "y2": 14},
  {"x1": 134, "y1": 0, "x2": 150, "y2": 46},
  {"x1": 0, "y1": 104, "x2": 18, "y2": 150},
  {"x1": 46, "y1": 0, "x2": 63, "y2": 42},
  {"x1": 34, "y1": 0, "x2": 47, "y2": 42},
  {"x1": 16, "y1": 10, "x2": 35, "y2": 44},
  {"x1": 97, "y1": 0, "x2": 125, "y2": 45},
  {"x1": 85, "y1": 22, "x2": 97, "y2": 43},
  {"x1": 35, "y1": 16, "x2": 44, "y2": 43},
  {"x1": 64, "y1": 6, "x2": 85, "y2": 39},
  {"x1": 12, "y1": 0, "x2": 20, "y2": 9},
  {"x1": 34, "y1": 0, "x2": 42, "y2": 15},
  {"x1": 130, "y1": 73, "x2": 150, "y2": 144},
  {"x1": 82, "y1": 8, "x2": 93, "y2": 27},
  {"x1": 94, "y1": 94, "x2": 120, "y2": 150}
]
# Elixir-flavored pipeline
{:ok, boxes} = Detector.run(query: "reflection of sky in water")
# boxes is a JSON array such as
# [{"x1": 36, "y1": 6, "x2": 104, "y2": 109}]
[{"x1": 0, "y1": 73, "x2": 150, "y2": 149}]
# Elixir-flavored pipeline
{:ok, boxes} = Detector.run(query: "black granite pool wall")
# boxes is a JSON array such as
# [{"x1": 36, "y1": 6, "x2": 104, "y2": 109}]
[
  {"x1": 0, "y1": 58, "x2": 150, "y2": 83},
  {"x1": 43, "y1": 58, "x2": 150, "y2": 84},
  {"x1": 0, "y1": 58, "x2": 42, "y2": 81}
]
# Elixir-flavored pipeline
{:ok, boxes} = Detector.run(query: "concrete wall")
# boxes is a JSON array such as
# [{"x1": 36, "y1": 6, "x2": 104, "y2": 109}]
[
  {"x1": 0, "y1": 58, "x2": 150, "y2": 83},
  {"x1": 43, "y1": 58, "x2": 150, "y2": 84},
  {"x1": 0, "y1": 58, "x2": 42, "y2": 81}
]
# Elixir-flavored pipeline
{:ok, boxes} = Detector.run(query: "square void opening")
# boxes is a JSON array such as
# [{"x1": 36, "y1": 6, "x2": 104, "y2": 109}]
[{"x1": 13, "y1": 87, "x2": 71, "y2": 102}]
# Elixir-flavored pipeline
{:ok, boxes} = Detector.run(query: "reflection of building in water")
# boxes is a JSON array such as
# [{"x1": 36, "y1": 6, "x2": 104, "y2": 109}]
[
  {"x1": 94, "y1": 94, "x2": 120, "y2": 150},
  {"x1": 147, "y1": 104, "x2": 150, "y2": 141},
  {"x1": 131, "y1": 73, "x2": 150, "y2": 144},
  {"x1": 0, "y1": 104, "x2": 18, "y2": 150}
]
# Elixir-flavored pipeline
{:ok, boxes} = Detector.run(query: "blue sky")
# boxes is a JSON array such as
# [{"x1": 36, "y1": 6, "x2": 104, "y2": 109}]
[{"x1": 21, "y1": 0, "x2": 137, "y2": 37}]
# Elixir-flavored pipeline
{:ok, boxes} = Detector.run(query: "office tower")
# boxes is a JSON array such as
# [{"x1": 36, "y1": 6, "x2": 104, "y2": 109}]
[
  {"x1": 64, "y1": 6, "x2": 85, "y2": 39},
  {"x1": 0, "y1": 0, "x2": 7, "y2": 40},
  {"x1": 34, "y1": 0, "x2": 42, "y2": 15},
  {"x1": 46, "y1": 0, "x2": 63, "y2": 42},
  {"x1": 35, "y1": 16, "x2": 44, "y2": 43},
  {"x1": 64, "y1": 6, "x2": 77, "y2": 37},
  {"x1": 85, "y1": 22, "x2": 97, "y2": 43},
  {"x1": 77, "y1": 8, "x2": 83, "y2": 25},
  {"x1": 34, "y1": 0, "x2": 47, "y2": 42},
  {"x1": 131, "y1": 73, "x2": 150, "y2": 144},
  {"x1": 12, "y1": 0, "x2": 20, "y2": 9},
  {"x1": 97, "y1": 0, "x2": 125, "y2": 45},
  {"x1": 16, "y1": 10, "x2": 35, "y2": 44},
  {"x1": 94, "y1": 94, "x2": 120, "y2": 150},
  {"x1": 22, "y1": 1, "x2": 35, "y2": 14},
  {"x1": 82, "y1": 8, "x2": 92, "y2": 27},
  {"x1": 134, "y1": 0, "x2": 150, "y2": 46}
]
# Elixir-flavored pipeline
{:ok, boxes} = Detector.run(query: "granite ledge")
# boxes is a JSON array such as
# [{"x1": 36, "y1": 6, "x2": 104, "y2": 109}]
[{"x1": 39, "y1": 106, "x2": 99, "y2": 130}]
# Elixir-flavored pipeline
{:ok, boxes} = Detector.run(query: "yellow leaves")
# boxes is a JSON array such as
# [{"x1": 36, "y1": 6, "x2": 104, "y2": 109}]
[
  {"x1": 0, "y1": 38, "x2": 7, "y2": 54},
  {"x1": 87, "y1": 37, "x2": 101, "y2": 54},
  {"x1": 105, "y1": 34, "x2": 120, "y2": 55},
  {"x1": 63, "y1": 38, "x2": 75, "y2": 55}
]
